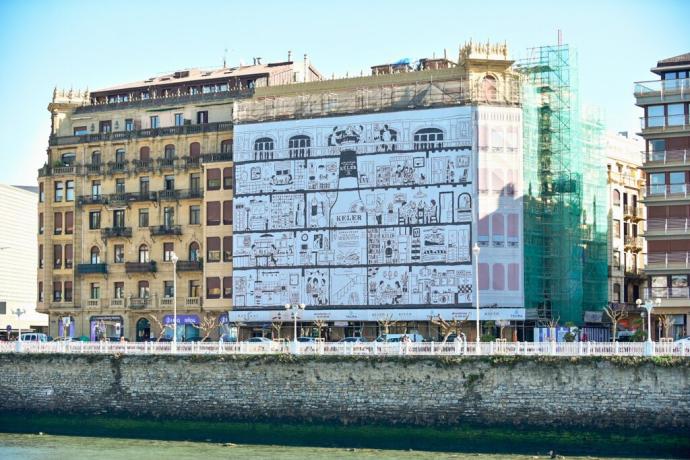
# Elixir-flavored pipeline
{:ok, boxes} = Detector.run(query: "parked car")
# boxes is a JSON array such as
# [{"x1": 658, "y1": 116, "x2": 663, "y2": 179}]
[
  {"x1": 674, "y1": 337, "x2": 690, "y2": 346},
  {"x1": 339, "y1": 337, "x2": 369, "y2": 343},
  {"x1": 20, "y1": 333, "x2": 49, "y2": 342},
  {"x1": 245, "y1": 337, "x2": 273, "y2": 343},
  {"x1": 375, "y1": 333, "x2": 425, "y2": 343},
  {"x1": 297, "y1": 337, "x2": 319, "y2": 343}
]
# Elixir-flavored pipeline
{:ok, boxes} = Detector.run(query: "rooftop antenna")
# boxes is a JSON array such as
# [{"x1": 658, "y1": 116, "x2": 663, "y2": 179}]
[
  {"x1": 223, "y1": 48, "x2": 227, "y2": 68},
  {"x1": 558, "y1": 29, "x2": 563, "y2": 46}
]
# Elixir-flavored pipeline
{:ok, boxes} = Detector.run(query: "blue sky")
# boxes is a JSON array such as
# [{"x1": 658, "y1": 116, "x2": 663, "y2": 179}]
[{"x1": 0, "y1": 0, "x2": 687, "y2": 185}]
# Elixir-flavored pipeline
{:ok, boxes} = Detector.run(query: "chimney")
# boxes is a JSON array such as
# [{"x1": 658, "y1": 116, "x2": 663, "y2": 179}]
[
  {"x1": 303, "y1": 54, "x2": 308, "y2": 82},
  {"x1": 444, "y1": 48, "x2": 447, "y2": 60},
  {"x1": 288, "y1": 50, "x2": 292, "y2": 62}
]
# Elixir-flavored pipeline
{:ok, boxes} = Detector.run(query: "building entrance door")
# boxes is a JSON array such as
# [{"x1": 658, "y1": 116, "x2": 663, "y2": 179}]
[{"x1": 136, "y1": 318, "x2": 151, "y2": 342}]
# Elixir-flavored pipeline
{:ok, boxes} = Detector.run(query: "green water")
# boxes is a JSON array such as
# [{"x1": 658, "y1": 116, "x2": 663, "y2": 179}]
[{"x1": 0, "y1": 433, "x2": 647, "y2": 460}]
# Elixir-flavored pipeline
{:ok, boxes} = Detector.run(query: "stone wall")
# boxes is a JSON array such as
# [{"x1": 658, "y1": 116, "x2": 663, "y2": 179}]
[{"x1": 1, "y1": 354, "x2": 688, "y2": 431}]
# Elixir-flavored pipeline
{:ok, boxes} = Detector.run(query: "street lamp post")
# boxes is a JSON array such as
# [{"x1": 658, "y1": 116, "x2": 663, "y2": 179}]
[
  {"x1": 170, "y1": 252, "x2": 179, "y2": 351},
  {"x1": 472, "y1": 244, "x2": 481, "y2": 345},
  {"x1": 11, "y1": 308, "x2": 25, "y2": 341},
  {"x1": 284, "y1": 303, "x2": 305, "y2": 352},
  {"x1": 636, "y1": 298, "x2": 657, "y2": 356}
]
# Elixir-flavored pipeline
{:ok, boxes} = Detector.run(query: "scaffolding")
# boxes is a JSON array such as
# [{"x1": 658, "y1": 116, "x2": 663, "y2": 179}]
[{"x1": 519, "y1": 45, "x2": 608, "y2": 324}]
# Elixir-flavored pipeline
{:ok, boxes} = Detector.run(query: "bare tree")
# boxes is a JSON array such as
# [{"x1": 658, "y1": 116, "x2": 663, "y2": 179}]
[
  {"x1": 192, "y1": 312, "x2": 220, "y2": 342},
  {"x1": 148, "y1": 314, "x2": 173, "y2": 342},
  {"x1": 603, "y1": 306, "x2": 627, "y2": 341},
  {"x1": 271, "y1": 320, "x2": 284, "y2": 340},
  {"x1": 377, "y1": 314, "x2": 397, "y2": 336},
  {"x1": 313, "y1": 319, "x2": 327, "y2": 339},
  {"x1": 430, "y1": 315, "x2": 467, "y2": 343},
  {"x1": 657, "y1": 314, "x2": 675, "y2": 339}
]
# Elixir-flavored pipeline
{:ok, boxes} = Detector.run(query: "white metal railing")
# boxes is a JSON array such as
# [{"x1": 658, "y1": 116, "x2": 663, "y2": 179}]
[
  {"x1": 647, "y1": 287, "x2": 690, "y2": 299},
  {"x1": 646, "y1": 149, "x2": 689, "y2": 165},
  {"x1": 641, "y1": 115, "x2": 689, "y2": 131},
  {"x1": 647, "y1": 217, "x2": 688, "y2": 234},
  {"x1": 634, "y1": 78, "x2": 690, "y2": 98},
  {"x1": 645, "y1": 184, "x2": 690, "y2": 199},
  {"x1": 646, "y1": 252, "x2": 690, "y2": 269},
  {"x1": 1, "y1": 341, "x2": 689, "y2": 357}
]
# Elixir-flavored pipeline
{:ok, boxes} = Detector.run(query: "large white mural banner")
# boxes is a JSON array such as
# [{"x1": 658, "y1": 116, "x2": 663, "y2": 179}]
[{"x1": 232, "y1": 107, "x2": 483, "y2": 320}]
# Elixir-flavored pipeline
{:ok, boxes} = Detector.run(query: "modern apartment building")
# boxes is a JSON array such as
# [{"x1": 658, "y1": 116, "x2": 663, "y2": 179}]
[
  {"x1": 37, "y1": 59, "x2": 321, "y2": 341},
  {"x1": 606, "y1": 132, "x2": 645, "y2": 311},
  {"x1": 0, "y1": 184, "x2": 48, "y2": 336},
  {"x1": 635, "y1": 52, "x2": 690, "y2": 338}
]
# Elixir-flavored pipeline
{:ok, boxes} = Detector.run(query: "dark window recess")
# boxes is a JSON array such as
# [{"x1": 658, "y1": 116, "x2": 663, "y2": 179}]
[
  {"x1": 206, "y1": 277, "x2": 220, "y2": 299},
  {"x1": 140, "y1": 146, "x2": 150, "y2": 162},
  {"x1": 223, "y1": 167, "x2": 233, "y2": 189},
  {"x1": 223, "y1": 276, "x2": 233, "y2": 298},
  {"x1": 196, "y1": 111, "x2": 208, "y2": 124},
  {"x1": 206, "y1": 237, "x2": 220, "y2": 262},
  {"x1": 223, "y1": 200, "x2": 233, "y2": 225},
  {"x1": 207, "y1": 202, "x2": 221, "y2": 225},
  {"x1": 54, "y1": 212, "x2": 62, "y2": 235},
  {"x1": 207, "y1": 168, "x2": 221, "y2": 190},
  {"x1": 189, "y1": 142, "x2": 201, "y2": 159},
  {"x1": 223, "y1": 236, "x2": 232, "y2": 262}
]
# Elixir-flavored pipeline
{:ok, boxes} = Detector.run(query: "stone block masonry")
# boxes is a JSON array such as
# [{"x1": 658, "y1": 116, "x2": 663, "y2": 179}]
[{"x1": 0, "y1": 354, "x2": 688, "y2": 432}]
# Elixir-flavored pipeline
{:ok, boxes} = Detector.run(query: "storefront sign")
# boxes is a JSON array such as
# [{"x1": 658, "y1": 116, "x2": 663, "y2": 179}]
[{"x1": 163, "y1": 314, "x2": 200, "y2": 325}]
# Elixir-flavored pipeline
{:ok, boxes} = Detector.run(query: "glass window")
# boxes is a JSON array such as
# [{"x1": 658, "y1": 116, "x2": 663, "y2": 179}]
[
  {"x1": 39, "y1": 183, "x2": 44, "y2": 202},
  {"x1": 89, "y1": 211, "x2": 101, "y2": 229},
  {"x1": 90, "y1": 246, "x2": 100, "y2": 264},
  {"x1": 139, "y1": 208, "x2": 149, "y2": 227},
  {"x1": 115, "y1": 178, "x2": 125, "y2": 194},
  {"x1": 613, "y1": 283, "x2": 621, "y2": 302},
  {"x1": 164, "y1": 144, "x2": 175, "y2": 159},
  {"x1": 125, "y1": 119, "x2": 134, "y2": 132},
  {"x1": 90, "y1": 283, "x2": 100, "y2": 300},
  {"x1": 65, "y1": 211, "x2": 73, "y2": 234},
  {"x1": 66, "y1": 181, "x2": 74, "y2": 201},
  {"x1": 164, "y1": 281, "x2": 174, "y2": 298},
  {"x1": 220, "y1": 139, "x2": 232, "y2": 154},
  {"x1": 99, "y1": 121, "x2": 112, "y2": 133},
  {"x1": 139, "y1": 245, "x2": 149, "y2": 263},
  {"x1": 164, "y1": 207, "x2": 175, "y2": 227},
  {"x1": 115, "y1": 149, "x2": 126, "y2": 163},
  {"x1": 164, "y1": 175, "x2": 175, "y2": 191},
  {"x1": 64, "y1": 244, "x2": 73, "y2": 269},
  {"x1": 54, "y1": 182, "x2": 63, "y2": 201},
  {"x1": 114, "y1": 244, "x2": 125, "y2": 263},
  {"x1": 206, "y1": 277, "x2": 220, "y2": 299},
  {"x1": 189, "y1": 280, "x2": 200, "y2": 298},
  {"x1": 223, "y1": 236, "x2": 232, "y2": 262},
  {"x1": 223, "y1": 200, "x2": 233, "y2": 225},
  {"x1": 647, "y1": 105, "x2": 664, "y2": 127},
  {"x1": 163, "y1": 242, "x2": 174, "y2": 262},
  {"x1": 649, "y1": 173, "x2": 666, "y2": 195},
  {"x1": 150, "y1": 116, "x2": 159, "y2": 129},
  {"x1": 189, "y1": 205, "x2": 200, "y2": 225},
  {"x1": 613, "y1": 251, "x2": 620, "y2": 269},
  {"x1": 38, "y1": 281, "x2": 43, "y2": 302},
  {"x1": 207, "y1": 168, "x2": 221, "y2": 190},
  {"x1": 613, "y1": 219, "x2": 621, "y2": 238},
  {"x1": 189, "y1": 242, "x2": 200, "y2": 261},
  {"x1": 223, "y1": 277, "x2": 233, "y2": 298},
  {"x1": 54, "y1": 212, "x2": 62, "y2": 235},
  {"x1": 223, "y1": 167, "x2": 233, "y2": 189},
  {"x1": 53, "y1": 281, "x2": 62, "y2": 302},
  {"x1": 113, "y1": 209, "x2": 125, "y2": 228},
  {"x1": 174, "y1": 113, "x2": 184, "y2": 126},
  {"x1": 207, "y1": 237, "x2": 220, "y2": 262},
  {"x1": 64, "y1": 281, "x2": 73, "y2": 302},
  {"x1": 38, "y1": 244, "x2": 44, "y2": 268},
  {"x1": 669, "y1": 171, "x2": 686, "y2": 194},
  {"x1": 138, "y1": 280, "x2": 150, "y2": 298},
  {"x1": 140, "y1": 176, "x2": 149, "y2": 195},
  {"x1": 667, "y1": 103, "x2": 685, "y2": 126},
  {"x1": 92, "y1": 180, "x2": 101, "y2": 197},
  {"x1": 114, "y1": 282, "x2": 125, "y2": 299}
]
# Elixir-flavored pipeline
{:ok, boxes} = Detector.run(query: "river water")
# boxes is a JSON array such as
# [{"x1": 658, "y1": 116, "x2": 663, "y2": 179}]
[{"x1": 0, "y1": 433, "x2": 645, "y2": 460}]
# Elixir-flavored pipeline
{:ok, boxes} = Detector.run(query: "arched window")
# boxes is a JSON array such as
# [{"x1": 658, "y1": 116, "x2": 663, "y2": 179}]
[
  {"x1": 613, "y1": 189, "x2": 621, "y2": 206},
  {"x1": 164, "y1": 144, "x2": 175, "y2": 159},
  {"x1": 189, "y1": 142, "x2": 201, "y2": 159},
  {"x1": 90, "y1": 246, "x2": 100, "y2": 264},
  {"x1": 91, "y1": 150, "x2": 101, "y2": 165},
  {"x1": 189, "y1": 242, "x2": 200, "y2": 261},
  {"x1": 138, "y1": 280, "x2": 150, "y2": 298},
  {"x1": 115, "y1": 149, "x2": 126, "y2": 163},
  {"x1": 139, "y1": 146, "x2": 150, "y2": 162},
  {"x1": 613, "y1": 283, "x2": 621, "y2": 302},
  {"x1": 288, "y1": 135, "x2": 311, "y2": 158},
  {"x1": 254, "y1": 137, "x2": 274, "y2": 160},
  {"x1": 138, "y1": 244, "x2": 149, "y2": 263},
  {"x1": 413, "y1": 128, "x2": 444, "y2": 150},
  {"x1": 220, "y1": 139, "x2": 232, "y2": 154},
  {"x1": 482, "y1": 75, "x2": 498, "y2": 101}
]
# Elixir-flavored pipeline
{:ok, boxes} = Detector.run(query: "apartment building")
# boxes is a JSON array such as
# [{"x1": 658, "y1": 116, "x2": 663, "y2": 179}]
[
  {"x1": 606, "y1": 132, "x2": 645, "y2": 311},
  {"x1": 635, "y1": 52, "x2": 690, "y2": 338},
  {"x1": 38, "y1": 59, "x2": 321, "y2": 341},
  {"x1": 0, "y1": 184, "x2": 48, "y2": 336}
]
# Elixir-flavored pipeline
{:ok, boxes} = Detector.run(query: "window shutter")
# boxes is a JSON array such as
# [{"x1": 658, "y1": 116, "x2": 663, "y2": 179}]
[
  {"x1": 140, "y1": 146, "x2": 150, "y2": 161},
  {"x1": 207, "y1": 202, "x2": 221, "y2": 225},
  {"x1": 65, "y1": 211, "x2": 74, "y2": 234},
  {"x1": 223, "y1": 200, "x2": 232, "y2": 225},
  {"x1": 190, "y1": 142, "x2": 201, "y2": 158}
]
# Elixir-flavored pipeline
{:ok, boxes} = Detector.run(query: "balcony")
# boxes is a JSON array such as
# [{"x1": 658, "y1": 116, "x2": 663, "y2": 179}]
[
  {"x1": 84, "y1": 163, "x2": 104, "y2": 175},
  {"x1": 624, "y1": 236, "x2": 644, "y2": 251},
  {"x1": 129, "y1": 297, "x2": 152, "y2": 309},
  {"x1": 150, "y1": 225, "x2": 182, "y2": 236},
  {"x1": 635, "y1": 78, "x2": 690, "y2": 101},
  {"x1": 158, "y1": 157, "x2": 177, "y2": 171},
  {"x1": 646, "y1": 252, "x2": 690, "y2": 270},
  {"x1": 201, "y1": 152, "x2": 233, "y2": 163},
  {"x1": 158, "y1": 189, "x2": 179, "y2": 201},
  {"x1": 608, "y1": 172, "x2": 643, "y2": 189},
  {"x1": 108, "y1": 161, "x2": 128, "y2": 175},
  {"x1": 77, "y1": 263, "x2": 108, "y2": 275},
  {"x1": 640, "y1": 115, "x2": 689, "y2": 134},
  {"x1": 644, "y1": 149, "x2": 689, "y2": 167},
  {"x1": 644, "y1": 184, "x2": 690, "y2": 202},
  {"x1": 624, "y1": 266, "x2": 644, "y2": 278},
  {"x1": 176, "y1": 260, "x2": 203, "y2": 272},
  {"x1": 125, "y1": 261, "x2": 157, "y2": 273},
  {"x1": 185, "y1": 297, "x2": 202, "y2": 307},
  {"x1": 159, "y1": 297, "x2": 175, "y2": 308},
  {"x1": 85, "y1": 299, "x2": 101, "y2": 309},
  {"x1": 49, "y1": 121, "x2": 234, "y2": 146},
  {"x1": 38, "y1": 165, "x2": 79, "y2": 177},
  {"x1": 183, "y1": 156, "x2": 201, "y2": 169},
  {"x1": 647, "y1": 217, "x2": 689, "y2": 237},
  {"x1": 110, "y1": 298, "x2": 125, "y2": 308},
  {"x1": 646, "y1": 287, "x2": 690, "y2": 300},
  {"x1": 623, "y1": 205, "x2": 643, "y2": 220},
  {"x1": 132, "y1": 159, "x2": 154, "y2": 173},
  {"x1": 78, "y1": 194, "x2": 107, "y2": 205},
  {"x1": 102, "y1": 227, "x2": 132, "y2": 238}
]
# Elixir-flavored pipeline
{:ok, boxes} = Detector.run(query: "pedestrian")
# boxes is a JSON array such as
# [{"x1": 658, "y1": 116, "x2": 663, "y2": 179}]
[{"x1": 582, "y1": 331, "x2": 588, "y2": 342}]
